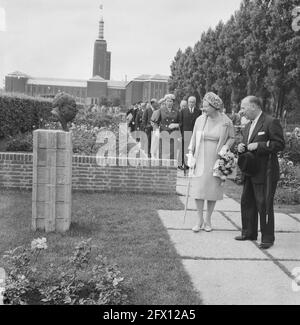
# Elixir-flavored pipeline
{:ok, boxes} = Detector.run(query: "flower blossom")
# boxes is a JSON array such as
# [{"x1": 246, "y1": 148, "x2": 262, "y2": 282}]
[{"x1": 31, "y1": 238, "x2": 48, "y2": 250}]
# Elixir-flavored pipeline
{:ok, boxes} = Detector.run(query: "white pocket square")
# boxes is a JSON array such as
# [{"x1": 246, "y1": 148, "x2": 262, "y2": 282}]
[{"x1": 258, "y1": 132, "x2": 265, "y2": 136}]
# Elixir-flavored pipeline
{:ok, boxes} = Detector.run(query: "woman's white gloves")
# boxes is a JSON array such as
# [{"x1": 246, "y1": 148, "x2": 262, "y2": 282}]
[
  {"x1": 218, "y1": 145, "x2": 229, "y2": 156},
  {"x1": 186, "y1": 151, "x2": 196, "y2": 168}
]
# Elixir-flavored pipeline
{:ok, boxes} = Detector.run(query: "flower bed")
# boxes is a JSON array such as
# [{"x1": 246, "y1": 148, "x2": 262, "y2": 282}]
[
  {"x1": 2, "y1": 238, "x2": 129, "y2": 305},
  {"x1": 283, "y1": 127, "x2": 300, "y2": 164},
  {"x1": 276, "y1": 155, "x2": 300, "y2": 204}
]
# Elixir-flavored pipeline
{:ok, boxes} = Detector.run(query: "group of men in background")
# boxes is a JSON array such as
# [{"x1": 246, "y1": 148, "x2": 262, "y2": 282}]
[
  {"x1": 126, "y1": 96, "x2": 202, "y2": 174},
  {"x1": 126, "y1": 95, "x2": 252, "y2": 174}
]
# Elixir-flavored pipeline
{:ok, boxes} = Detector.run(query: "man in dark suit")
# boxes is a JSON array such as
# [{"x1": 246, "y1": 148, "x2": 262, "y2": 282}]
[
  {"x1": 235, "y1": 96, "x2": 285, "y2": 250},
  {"x1": 135, "y1": 102, "x2": 145, "y2": 132},
  {"x1": 179, "y1": 96, "x2": 202, "y2": 174},
  {"x1": 127, "y1": 103, "x2": 139, "y2": 133},
  {"x1": 134, "y1": 102, "x2": 147, "y2": 151},
  {"x1": 142, "y1": 99, "x2": 158, "y2": 158}
]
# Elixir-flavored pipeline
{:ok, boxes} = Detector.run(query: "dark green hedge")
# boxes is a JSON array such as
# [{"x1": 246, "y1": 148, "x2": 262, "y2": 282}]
[{"x1": 0, "y1": 92, "x2": 53, "y2": 138}]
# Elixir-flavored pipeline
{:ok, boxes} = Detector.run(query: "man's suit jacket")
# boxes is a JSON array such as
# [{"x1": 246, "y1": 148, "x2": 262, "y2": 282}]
[
  {"x1": 179, "y1": 107, "x2": 202, "y2": 135},
  {"x1": 241, "y1": 113, "x2": 285, "y2": 184},
  {"x1": 142, "y1": 107, "x2": 155, "y2": 131},
  {"x1": 127, "y1": 108, "x2": 139, "y2": 131},
  {"x1": 135, "y1": 109, "x2": 145, "y2": 131}
]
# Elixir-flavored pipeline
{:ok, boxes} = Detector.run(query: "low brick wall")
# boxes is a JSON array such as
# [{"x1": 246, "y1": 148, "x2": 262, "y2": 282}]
[
  {"x1": 0, "y1": 152, "x2": 177, "y2": 194},
  {"x1": 0, "y1": 153, "x2": 33, "y2": 190}
]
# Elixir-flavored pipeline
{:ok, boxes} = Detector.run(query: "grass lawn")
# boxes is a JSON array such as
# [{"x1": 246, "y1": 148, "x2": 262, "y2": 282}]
[
  {"x1": 225, "y1": 180, "x2": 300, "y2": 214},
  {"x1": 0, "y1": 189, "x2": 202, "y2": 305}
]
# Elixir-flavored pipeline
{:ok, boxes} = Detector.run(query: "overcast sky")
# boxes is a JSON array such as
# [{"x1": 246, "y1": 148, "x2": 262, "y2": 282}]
[{"x1": 0, "y1": 0, "x2": 242, "y2": 87}]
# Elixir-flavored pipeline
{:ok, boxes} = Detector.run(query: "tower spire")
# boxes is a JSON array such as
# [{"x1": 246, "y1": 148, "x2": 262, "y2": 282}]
[{"x1": 98, "y1": 4, "x2": 104, "y2": 40}]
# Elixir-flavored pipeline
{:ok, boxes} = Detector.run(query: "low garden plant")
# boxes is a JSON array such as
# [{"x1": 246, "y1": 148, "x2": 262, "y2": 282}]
[
  {"x1": 2, "y1": 237, "x2": 129, "y2": 305},
  {"x1": 276, "y1": 154, "x2": 300, "y2": 204}
]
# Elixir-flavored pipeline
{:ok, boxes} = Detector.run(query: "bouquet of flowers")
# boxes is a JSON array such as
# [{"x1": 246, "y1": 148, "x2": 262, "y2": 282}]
[{"x1": 213, "y1": 146, "x2": 237, "y2": 185}]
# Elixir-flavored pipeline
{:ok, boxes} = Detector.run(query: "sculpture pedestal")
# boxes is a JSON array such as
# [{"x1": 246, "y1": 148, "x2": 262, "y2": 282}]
[{"x1": 32, "y1": 130, "x2": 72, "y2": 233}]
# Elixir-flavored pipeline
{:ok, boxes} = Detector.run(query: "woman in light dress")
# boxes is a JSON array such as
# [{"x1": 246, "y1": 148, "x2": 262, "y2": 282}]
[{"x1": 188, "y1": 92, "x2": 235, "y2": 232}]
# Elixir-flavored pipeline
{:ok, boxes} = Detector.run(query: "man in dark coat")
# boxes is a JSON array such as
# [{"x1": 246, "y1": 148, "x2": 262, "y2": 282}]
[
  {"x1": 235, "y1": 96, "x2": 285, "y2": 250},
  {"x1": 134, "y1": 102, "x2": 147, "y2": 150},
  {"x1": 179, "y1": 96, "x2": 202, "y2": 174},
  {"x1": 142, "y1": 99, "x2": 157, "y2": 158},
  {"x1": 135, "y1": 102, "x2": 146, "y2": 132},
  {"x1": 126, "y1": 103, "x2": 139, "y2": 133}
]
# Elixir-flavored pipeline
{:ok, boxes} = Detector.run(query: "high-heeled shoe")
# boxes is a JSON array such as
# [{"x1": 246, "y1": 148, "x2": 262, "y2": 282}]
[
  {"x1": 203, "y1": 224, "x2": 213, "y2": 232},
  {"x1": 192, "y1": 222, "x2": 205, "y2": 233}
]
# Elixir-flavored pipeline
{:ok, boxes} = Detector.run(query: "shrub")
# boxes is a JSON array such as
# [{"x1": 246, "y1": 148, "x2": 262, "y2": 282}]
[
  {"x1": 275, "y1": 187, "x2": 300, "y2": 205},
  {"x1": 70, "y1": 124, "x2": 103, "y2": 155},
  {"x1": 5, "y1": 132, "x2": 33, "y2": 152},
  {"x1": 283, "y1": 127, "x2": 300, "y2": 164},
  {"x1": 276, "y1": 155, "x2": 300, "y2": 204},
  {"x1": 0, "y1": 92, "x2": 53, "y2": 138},
  {"x1": 2, "y1": 238, "x2": 130, "y2": 305},
  {"x1": 2, "y1": 105, "x2": 128, "y2": 155},
  {"x1": 278, "y1": 156, "x2": 300, "y2": 190}
]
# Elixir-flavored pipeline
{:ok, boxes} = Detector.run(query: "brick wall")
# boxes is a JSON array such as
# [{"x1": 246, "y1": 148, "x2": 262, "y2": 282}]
[
  {"x1": 0, "y1": 153, "x2": 33, "y2": 190},
  {"x1": 0, "y1": 153, "x2": 177, "y2": 194}
]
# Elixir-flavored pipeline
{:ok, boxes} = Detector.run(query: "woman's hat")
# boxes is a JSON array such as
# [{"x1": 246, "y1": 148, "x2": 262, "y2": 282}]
[
  {"x1": 203, "y1": 92, "x2": 224, "y2": 111},
  {"x1": 237, "y1": 151, "x2": 260, "y2": 177},
  {"x1": 164, "y1": 94, "x2": 175, "y2": 101}
]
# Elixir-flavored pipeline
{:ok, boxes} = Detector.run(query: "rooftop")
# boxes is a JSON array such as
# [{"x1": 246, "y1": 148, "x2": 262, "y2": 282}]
[
  {"x1": 107, "y1": 80, "x2": 128, "y2": 89},
  {"x1": 7, "y1": 71, "x2": 31, "y2": 79},
  {"x1": 27, "y1": 77, "x2": 87, "y2": 88},
  {"x1": 134, "y1": 74, "x2": 169, "y2": 82}
]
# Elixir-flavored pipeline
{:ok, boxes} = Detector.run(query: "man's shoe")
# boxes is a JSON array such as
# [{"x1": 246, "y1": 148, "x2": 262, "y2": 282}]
[
  {"x1": 259, "y1": 242, "x2": 274, "y2": 250},
  {"x1": 235, "y1": 235, "x2": 257, "y2": 241}
]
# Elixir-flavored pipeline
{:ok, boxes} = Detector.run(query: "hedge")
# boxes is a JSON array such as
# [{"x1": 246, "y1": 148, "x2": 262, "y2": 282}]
[{"x1": 0, "y1": 92, "x2": 53, "y2": 138}]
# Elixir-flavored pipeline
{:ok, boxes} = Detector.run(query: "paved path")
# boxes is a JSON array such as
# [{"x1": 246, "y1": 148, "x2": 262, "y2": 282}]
[{"x1": 158, "y1": 171, "x2": 300, "y2": 305}]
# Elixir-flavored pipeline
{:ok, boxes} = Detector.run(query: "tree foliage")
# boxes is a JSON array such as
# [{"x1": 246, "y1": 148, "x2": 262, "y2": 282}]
[{"x1": 169, "y1": 0, "x2": 300, "y2": 117}]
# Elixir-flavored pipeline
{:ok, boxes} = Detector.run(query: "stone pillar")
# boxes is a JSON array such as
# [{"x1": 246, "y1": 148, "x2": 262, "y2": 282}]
[{"x1": 32, "y1": 130, "x2": 72, "y2": 233}]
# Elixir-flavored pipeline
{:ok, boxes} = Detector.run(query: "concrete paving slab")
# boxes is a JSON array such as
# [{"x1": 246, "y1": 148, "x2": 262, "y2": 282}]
[
  {"x1": 158, "y1": 210, "x2": 237, "y2": 231},
  {"x1": 224, "y1": 212, "x2": 300, "y2": 233},
  {"x1": 275, "y1": 214, "x2": 300, "y2": 232},
  {"x1": 165, "y1": 229, "x2": 266, "y2": 259},
  {"x1": 291, "y1": 214, "x2": 300, "y2": 222},
  {"x1": 281, "y1": 262, "x2": 300, "y2": 275},
  {"x1": 182, "y1": 259, "x2": 300, "y2": 305},
  {"x1": 222, "y1": 211, "x2": 242, "y2": 229},
  {"x1": 280, "y1": 262, "x2": 300, "y2": 294},
  {"x1": 178, "y1": 196, "x2": 240, "y2": 212},
  {"x1": 177, "y1": 186, "x2": 187, "y2": 196},
  {"x1": 266, "y1": 233, "x2": 300, "y2": 261},
  {"x1": 177, "y1": 179, "x2": 189, "y2": 186}
]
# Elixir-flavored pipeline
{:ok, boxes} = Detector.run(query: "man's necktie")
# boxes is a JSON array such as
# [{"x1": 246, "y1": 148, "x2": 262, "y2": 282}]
[{"x1": 248, "y1": 120, "x2": 254, "y2": 143}]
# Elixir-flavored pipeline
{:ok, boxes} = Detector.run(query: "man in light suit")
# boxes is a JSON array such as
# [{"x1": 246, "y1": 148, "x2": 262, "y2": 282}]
[{"x1": 235, "y1": 96, "x2": 285, "y2": 250}]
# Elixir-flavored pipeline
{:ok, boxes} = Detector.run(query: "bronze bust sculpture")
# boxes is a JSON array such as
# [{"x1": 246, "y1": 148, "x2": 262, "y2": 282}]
[{"x1": 51, "y1": 92, "x2": 78, "y2": 132}]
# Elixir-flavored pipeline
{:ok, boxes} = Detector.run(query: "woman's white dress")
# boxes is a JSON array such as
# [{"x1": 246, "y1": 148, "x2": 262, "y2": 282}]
[{"x1": 189, "y1": 117, "x2": 224, "y2": 201}]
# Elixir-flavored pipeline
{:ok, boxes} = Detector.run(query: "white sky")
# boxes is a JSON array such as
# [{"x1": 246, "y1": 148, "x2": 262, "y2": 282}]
[{"x1": 0, "y1": 0, "x2": 242, "y2": 87}]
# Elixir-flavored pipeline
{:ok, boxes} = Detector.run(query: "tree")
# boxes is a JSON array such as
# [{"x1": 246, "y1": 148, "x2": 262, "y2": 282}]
[{"x1": 169, "y1": 0, "x2": 300, "y2": 118}]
